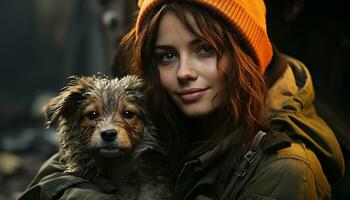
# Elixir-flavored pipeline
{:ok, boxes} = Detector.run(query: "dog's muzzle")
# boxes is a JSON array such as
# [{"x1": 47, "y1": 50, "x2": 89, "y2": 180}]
[{"x1": 97, "y1": 129, "x2": 125, "y2": 158}]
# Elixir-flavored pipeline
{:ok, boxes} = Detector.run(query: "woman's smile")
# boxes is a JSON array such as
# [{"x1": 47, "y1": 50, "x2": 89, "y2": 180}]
[{"x1": 177, "y1": 88, "x2": 209, "y2": 103}]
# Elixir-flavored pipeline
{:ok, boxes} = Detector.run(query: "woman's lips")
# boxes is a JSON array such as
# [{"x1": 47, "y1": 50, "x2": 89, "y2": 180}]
[{"x1": 177, "y1": 88, "x2": 208, "y2": 102}]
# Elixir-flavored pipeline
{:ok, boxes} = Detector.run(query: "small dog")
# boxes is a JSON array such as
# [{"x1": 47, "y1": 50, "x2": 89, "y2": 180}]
[{"x1": 43, "y1": 75, "x2": 172, "y2": 199}]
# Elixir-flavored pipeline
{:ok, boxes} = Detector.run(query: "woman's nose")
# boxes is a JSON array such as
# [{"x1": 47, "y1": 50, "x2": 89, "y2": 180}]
[{"x1": 177, "y1": 56, "x2": 198, "y2": 82}]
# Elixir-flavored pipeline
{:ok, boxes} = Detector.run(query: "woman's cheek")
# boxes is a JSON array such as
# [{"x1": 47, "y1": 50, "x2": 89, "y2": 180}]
[{"x1": 159, "y1": 67, "x2": 176, "y2": 92}]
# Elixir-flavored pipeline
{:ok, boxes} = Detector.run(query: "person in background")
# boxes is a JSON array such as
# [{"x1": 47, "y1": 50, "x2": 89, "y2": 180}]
[{"x1": 20, "y1": 0, "x2": 344, "y2": 199}]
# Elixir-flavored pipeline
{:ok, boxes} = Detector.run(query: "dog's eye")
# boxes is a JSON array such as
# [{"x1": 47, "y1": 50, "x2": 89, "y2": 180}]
[
  {"x1": 122, "y1": 110, "x2": 135, "y2": 119},
  {"x1": 87, "y1": 111, "x2": 99, "y2": 120}
]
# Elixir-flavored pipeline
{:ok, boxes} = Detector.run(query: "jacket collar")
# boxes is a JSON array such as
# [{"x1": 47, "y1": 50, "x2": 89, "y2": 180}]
[
  {"x1": 196, "y1": 126, "x2": 245, "y2": 171},
  {"x1": 195, "y1": 126, "x2": 291, "y2": 172}
]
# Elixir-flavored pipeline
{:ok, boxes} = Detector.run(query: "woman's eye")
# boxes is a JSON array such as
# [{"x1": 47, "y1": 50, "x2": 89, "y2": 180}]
[
  {"x1": 155, "y1": 51, "x2": 176, "y2": 65},
  {"x1": 198, "y1": 45, "x2": 215, "y2": 57},
  {"x1": 86, "y1": 111, "x2": 99, "y2": 120},
  {"x1": 122, "y1": 110, "x2": 136, "y2": 119}
]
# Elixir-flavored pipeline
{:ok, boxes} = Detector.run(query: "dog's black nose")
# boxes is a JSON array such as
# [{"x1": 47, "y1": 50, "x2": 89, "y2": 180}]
[{"x1": 101, "y1": 129, "x2": 117, "y2": 142}]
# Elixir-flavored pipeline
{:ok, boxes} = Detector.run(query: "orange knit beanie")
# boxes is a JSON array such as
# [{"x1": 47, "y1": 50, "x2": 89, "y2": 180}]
[{"x1": 136, "y1": 0, "x2": 273, "y2": 73}]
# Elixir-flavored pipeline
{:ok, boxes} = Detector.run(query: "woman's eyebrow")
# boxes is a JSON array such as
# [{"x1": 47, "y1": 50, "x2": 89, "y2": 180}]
[
  {"x1": 155, "y1": 39, "x2": 202, "y2": 50},
  {"x1": 154, "y1": 45, "x2": 172, "y2": 50},
  {"x1": 189, "y1": 39, "x2": 202, "y2": 46}
]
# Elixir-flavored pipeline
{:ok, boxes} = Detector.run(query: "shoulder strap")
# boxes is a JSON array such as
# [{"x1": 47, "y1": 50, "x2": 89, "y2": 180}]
[{"x1": 221, "y1": 131, "x2": 267, "y2": 200}]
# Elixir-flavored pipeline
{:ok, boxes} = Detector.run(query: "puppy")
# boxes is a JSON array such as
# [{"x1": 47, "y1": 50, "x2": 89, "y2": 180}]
[{"x1": 43, "y1": 75, "x2": 172, "y2": 199}]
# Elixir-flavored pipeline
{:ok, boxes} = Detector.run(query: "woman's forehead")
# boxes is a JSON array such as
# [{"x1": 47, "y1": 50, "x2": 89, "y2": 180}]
[{"x1": 155, "y1": 11, "x2": 202, "y2": 45}]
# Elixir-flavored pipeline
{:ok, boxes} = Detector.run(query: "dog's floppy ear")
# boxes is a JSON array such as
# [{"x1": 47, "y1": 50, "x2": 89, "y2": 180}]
[
  {"x1": 42, "y1": 76, "x2": 87, "y2": 128},
  {"x1": 118, "y1": 75, "x2": 145, "y2": 92}
]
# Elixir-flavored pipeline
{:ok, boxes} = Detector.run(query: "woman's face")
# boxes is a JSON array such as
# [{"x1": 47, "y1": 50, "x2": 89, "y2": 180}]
[{"x1": 154, "y1": 11, "x2": 230, "y2": 118}]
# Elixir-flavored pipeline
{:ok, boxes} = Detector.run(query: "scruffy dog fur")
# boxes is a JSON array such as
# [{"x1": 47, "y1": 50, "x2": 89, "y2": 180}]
[{"x1": 43, "y1": 75, "x2": 172, "y2": 199}]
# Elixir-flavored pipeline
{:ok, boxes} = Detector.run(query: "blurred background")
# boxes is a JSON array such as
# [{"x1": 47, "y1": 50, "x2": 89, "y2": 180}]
[{"x1": 0, "y1": 0, "x2": 349, "y2": 199}]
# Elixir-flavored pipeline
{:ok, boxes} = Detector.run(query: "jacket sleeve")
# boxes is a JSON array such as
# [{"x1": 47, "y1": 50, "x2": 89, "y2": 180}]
[
  {"x1": 236, "y1": 142, "x2": 331, "y2": 200},
  {"x1": 19, "y1": 153, "x2": 117, "y2": 200}
]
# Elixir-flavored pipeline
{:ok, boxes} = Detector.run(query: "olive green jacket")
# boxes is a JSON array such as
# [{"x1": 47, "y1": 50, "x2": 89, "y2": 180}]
[{"x1": 19, "y1": 54, "x2": 344, "y2": 200}]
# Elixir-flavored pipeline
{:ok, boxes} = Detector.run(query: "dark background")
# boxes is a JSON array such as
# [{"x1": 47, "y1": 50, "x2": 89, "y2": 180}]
[{"x1": 0, "y1": 0, "x2": 349, "y2": 199}]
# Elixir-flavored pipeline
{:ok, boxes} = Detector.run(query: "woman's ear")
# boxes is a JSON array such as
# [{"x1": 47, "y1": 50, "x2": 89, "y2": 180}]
[{"x1": 42, "y1": 76, "x2": 86, "y2": 128}]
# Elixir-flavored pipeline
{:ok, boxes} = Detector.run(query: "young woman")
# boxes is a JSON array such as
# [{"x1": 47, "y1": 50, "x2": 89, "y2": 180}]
[{"x1": 20, "y1": 0, "x2": 344, "y2": 199}]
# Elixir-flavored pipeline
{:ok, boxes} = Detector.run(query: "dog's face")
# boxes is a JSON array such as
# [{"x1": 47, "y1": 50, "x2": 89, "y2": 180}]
[{"x1": 43, "y1": 75, "x2": 154, "y2": 159}]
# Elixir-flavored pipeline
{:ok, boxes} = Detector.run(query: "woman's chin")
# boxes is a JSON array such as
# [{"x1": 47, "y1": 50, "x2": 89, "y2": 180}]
[{"x1": 179, "y1": 106, "x2": 216, "y2": 118}]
